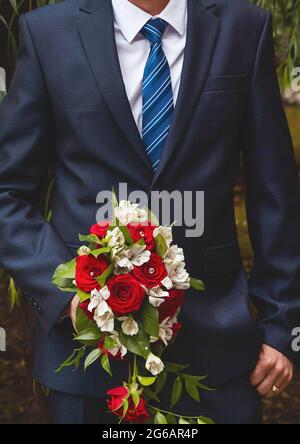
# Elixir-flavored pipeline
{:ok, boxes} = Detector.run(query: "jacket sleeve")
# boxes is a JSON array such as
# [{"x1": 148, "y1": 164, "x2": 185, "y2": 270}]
[
  {"x1": 243, "y1": 12, "x2": 300, "y2": 367},
  {"x1": 0, "y1": 14, "x2": 74, "y2": 335}
]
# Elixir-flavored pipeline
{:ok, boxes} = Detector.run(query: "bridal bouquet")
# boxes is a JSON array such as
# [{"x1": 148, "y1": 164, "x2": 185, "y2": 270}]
[{"x1": 52, "y1": 197, "x2": 214, "y2": 424}]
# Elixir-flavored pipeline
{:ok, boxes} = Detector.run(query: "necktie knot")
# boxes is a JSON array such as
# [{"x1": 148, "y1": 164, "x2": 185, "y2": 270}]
[{"x1": 141, "y1": 18, "x2": 167, "y2": 45}]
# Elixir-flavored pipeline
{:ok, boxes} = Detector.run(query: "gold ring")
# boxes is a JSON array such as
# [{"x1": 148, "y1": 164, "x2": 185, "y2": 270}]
[{"x1": 272, "y1": 385, "x2": 280, "y2": 394}]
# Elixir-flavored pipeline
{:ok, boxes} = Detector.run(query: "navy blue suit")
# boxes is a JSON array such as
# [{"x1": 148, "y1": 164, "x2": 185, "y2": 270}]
[{"x1": 1, "y1": 0, "x2": 300, "y2": 423}]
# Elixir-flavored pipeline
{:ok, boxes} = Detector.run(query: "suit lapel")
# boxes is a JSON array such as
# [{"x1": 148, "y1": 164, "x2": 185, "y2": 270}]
[
  {"x1": 78, "y1": 0, "x2": 152, "y2": 170},
  {"x1": 151, "y1": 0, "x2": 220, "y2": 188}
]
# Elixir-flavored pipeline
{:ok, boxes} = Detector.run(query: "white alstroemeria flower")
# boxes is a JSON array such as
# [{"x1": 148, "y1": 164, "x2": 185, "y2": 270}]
[
  {"x1": 145, "y1": 353, "x2": 165, "y2": 376},
  {"x1": 88, "y1": 286, "x2": 110, "y2": 312},
  {"x1": 109, "y1": 331, "x2": 127, "y2": 358},
  {"x1": 115, "y1": 200, "x2": 148, "y2": 225},
  {"x1": 113, "y1": 244, "x2": 150, "y2": 274},
  {"x1": 148, "y1": 287, "x2": 169, "y2": 308},
  {"x1": 164, "y1": 245, "x2": 185, "y2": 267},
  {"x1": 93, "y1": 301, "x2": 114, "y2": 332},
  {"x1": 129, "y1": 244, "x2": 151, "y2": 266},
  {"x1": 153, "y1": 226, "x2": 173, "y2": 247},
  {"x1": 104, "y1": 227, "x2": 125, "y2": 249},
  {"x1": 77, "y1": 245, "x2": 91, "y2": 256},
  {"x1": 119, "y1": 315, "x2": 139, "y2": 336},
  {"x1": 161, "y1": 276, "x2": 173, "y2": 290},
  {"x1": 167, "y1": 263, "x2": 190, "y2": 290},
  {"x1": 150, "y1": 317, "x2": 174, "y2": 346}
]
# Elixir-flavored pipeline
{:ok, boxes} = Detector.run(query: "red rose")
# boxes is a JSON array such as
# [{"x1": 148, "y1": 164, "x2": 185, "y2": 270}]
[
  {"x1": 90, "y1": 222, "x2": 110, "y2": 240},
  {"x1": 79, "y1": 300, "x2": 94, "y2": 320},
  {"x1": 106, "y1": 386, "x2": 129, "y2": 412},
  {"x1": 122, "y1": 397, "x2": 150, "y2": 424},
  {"x1": 127, "y1": 223, "x2": 156, "y2": 250},
  {"x1": 75, "y1": 254, "x2": 108, "y2": 292},
  {"x1": 107, "y1": 274, "x2": 145, "y2": 316},
  {"x1": 107, "y1": 389, "x2": 150, "y2": 424},
  {"x1": 132, "y1": 253, "x2": 168, "y2": 288},
  {"x1": 159, "y1": 289, "x2": 184, "y2": 322},
  {"x1": 172, "y1": 322, "x2": 182, "y2": 337}
]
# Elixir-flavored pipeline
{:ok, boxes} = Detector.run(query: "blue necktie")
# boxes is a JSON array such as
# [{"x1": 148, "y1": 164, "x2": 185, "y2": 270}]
[{"x1": 141, "y1": 19, "x2": 174, "y2": 171}]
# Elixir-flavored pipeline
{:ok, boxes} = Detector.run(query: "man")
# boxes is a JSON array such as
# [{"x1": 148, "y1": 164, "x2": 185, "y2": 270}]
[{"x1": 0, "y1": 0, "x2": 299, "y2": 424}]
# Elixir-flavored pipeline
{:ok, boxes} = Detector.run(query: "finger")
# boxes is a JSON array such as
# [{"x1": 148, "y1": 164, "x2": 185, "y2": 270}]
[
  {"x1": 256, "y1": 365, "x2": 283, "y2": 396},
  {"x1": 250, "y1": 357, "x2": 273, "y2": 386},
  {"x1": 265, "y1": 368, "x2": 293, "y2": 399}
]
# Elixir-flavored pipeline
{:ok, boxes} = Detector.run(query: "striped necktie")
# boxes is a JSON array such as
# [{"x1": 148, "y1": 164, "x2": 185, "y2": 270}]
[{"x1": 141, "y1": 19, "x2": 174, "y2": 171}]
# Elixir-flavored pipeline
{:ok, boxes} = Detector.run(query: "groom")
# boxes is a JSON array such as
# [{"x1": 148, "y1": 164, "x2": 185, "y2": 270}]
[{"x1": 0, "y1": 0, "x2": 300, "y2": 424}]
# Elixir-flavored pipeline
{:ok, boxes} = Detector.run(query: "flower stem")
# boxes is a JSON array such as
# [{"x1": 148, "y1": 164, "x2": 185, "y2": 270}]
[
  {"x1": 148, "y1": 404, "x2": 201, "y2": 420},
  {"x1": 132, "y1": 354, "x2": 137, "y2": 384}
]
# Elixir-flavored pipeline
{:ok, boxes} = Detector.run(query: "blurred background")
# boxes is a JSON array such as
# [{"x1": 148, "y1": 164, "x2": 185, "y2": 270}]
[{"x1": 0, "y1": 0, "x2": 300, "y2": 424}]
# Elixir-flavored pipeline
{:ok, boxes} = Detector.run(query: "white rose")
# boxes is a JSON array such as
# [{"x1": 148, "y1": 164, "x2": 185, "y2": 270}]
[
  {"x1": 153, "y1": 226, "x2": 173, "y2": 247},
  {"x1": 148, "y1": 287, "x2": 169, "y2": 308},
  {"x1": 145, "y1": 353, "x2": 165, "y2": 376},
  {"x1": 93, "y1": 301, "x2": 114, "y2": 332},
  {"x1": 120, "y1": 316, "x2": 139, "y2": 336}
]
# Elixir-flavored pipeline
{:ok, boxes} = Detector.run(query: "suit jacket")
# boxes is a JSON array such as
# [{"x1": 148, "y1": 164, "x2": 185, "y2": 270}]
[{"x1": 0, "y1": 0, "x2": 300, "y2": 397}]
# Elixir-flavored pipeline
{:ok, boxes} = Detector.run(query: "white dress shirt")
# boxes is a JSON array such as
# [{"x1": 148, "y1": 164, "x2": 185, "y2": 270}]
[{"x1": 111, "y1": 0, "x2": 188, "y2": 135}]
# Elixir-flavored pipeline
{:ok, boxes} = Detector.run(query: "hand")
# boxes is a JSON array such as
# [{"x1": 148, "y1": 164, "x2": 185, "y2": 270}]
[
  {"x1": 250, "y1": 344, "x2": 293, "y2": 398},
  {"x1": 69, "y1": 294, "x2": 80, "y2": 332}
]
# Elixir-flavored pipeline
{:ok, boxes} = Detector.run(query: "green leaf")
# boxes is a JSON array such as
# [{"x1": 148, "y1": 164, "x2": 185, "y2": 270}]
[
  {"x1": 185, "y1": 379, "x2": 200, "y2": 402},
  {"x1": 131, "y1": 390, "x2": 140, "y2": 409},
  {"x1": 84, "y1": 348, "x2": 102, "y2": 371},
  {"x1": 137, "y1": 376, "x2": 157, "y2": 387},
  {"x1": 166, "y1": 414, "x2": 177, "y2": 425},
  {"x1": 79, "y1": 233, "x2": 102, "y2": 244},
  {"x1": 165, "y1": 362, "x2": 188, "y2": 374},
  {"x1": 170, "y1": 376, "x2": 182, "y2": 409},
  {"x1": 154, "y1": 371, "x2": 167, "y2": 395},
  {"x1": 122, "y1": 399, "x2": 129, "y2": 418},
  {"x1": 118, "y1": 225, "x2": 134, "y2": 245},
  {"x1": 74, "y1": 328, "x2": 102, "y2": 345},
  {"x1": 190, "y1": 277, "x2": 205, "y2": 291},
  {"x1": 55, "y1": 347, "x2": 85, "y2": 373},
  {"x1": 96, "y1": 263, "x2": 115, "y2": 287},
  {"x1": 179, "y1": 418, "x2": 190, "y2": 424},
  {"x1": 104, "y1": 335, "x2": 117, "y2": 350},
  {"x1": 77, "y1": 289, "x2": 91, "y2": 302},
  {"x1": 155, "y1": 233, "x2": 168, "y2": 258},
  {"x1": 119, "y1": 327, "x2": 150, "y2": 359},
  {"x1": 101, "y1": 353, "x2": 112, "y2": 377},
  {"x1": 143, "y1": 388, "x2": 161, "y2": 403},
  {"x1": 90, "y1": 247, "x2": 111, "y2": 257},
  {"x1": 154, "y1": 412, "x2": 168, "y2": 425},
  {"x1": 197, "y1": 416, "x2": 215, "y2": 425},
  {"x1": 52, "y1": 258, "x2": 76, "y2": 287},
  {"x1": 76, "y1": 306, "x2": 96, "y2": 333},
  {"x1": 141, "y1": 301, "x2": 159, "y2": 337}
]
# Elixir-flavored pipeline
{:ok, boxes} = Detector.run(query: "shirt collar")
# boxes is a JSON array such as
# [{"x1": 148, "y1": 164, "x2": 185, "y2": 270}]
[{"x1": 111, "y1": 0, "x2": 187, "y2": 43}]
